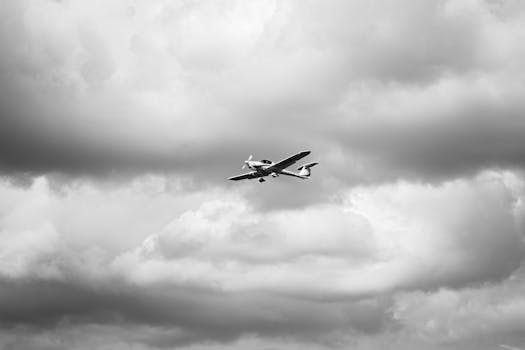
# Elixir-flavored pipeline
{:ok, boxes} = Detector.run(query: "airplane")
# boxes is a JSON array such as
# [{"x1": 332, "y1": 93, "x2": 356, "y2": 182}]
[{"x1": 228, "y1": 150, "x2": 318, "y2": 183}]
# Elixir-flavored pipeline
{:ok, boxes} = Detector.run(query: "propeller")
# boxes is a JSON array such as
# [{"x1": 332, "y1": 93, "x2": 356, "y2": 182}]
[{"x1": 242, "y1": 155, "x2": 253, "y2": 169}]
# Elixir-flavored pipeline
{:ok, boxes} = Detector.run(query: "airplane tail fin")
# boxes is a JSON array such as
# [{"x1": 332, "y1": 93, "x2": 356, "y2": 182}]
[{"x1": 297, "y1": 162, "x2": 318, "y2": 177}]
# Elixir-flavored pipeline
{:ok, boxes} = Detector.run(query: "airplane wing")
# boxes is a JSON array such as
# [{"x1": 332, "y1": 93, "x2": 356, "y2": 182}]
[
  {"x1": 228, "y1": 171, "x2": 264, "y2": 181},
  {"x1": 266, "y1": 150, "x2": 310, "y2": 172}
]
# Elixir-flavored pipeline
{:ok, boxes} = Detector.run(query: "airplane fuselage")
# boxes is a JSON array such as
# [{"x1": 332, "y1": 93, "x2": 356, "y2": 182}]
[{"x1": 247, "y1": 163, "x2": 306, "y2": 180}]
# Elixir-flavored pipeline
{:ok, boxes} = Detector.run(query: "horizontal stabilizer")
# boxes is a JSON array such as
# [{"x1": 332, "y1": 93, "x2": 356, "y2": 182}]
[{"x1": 297, "y1": 162, "x2": 318, "y2": 170}]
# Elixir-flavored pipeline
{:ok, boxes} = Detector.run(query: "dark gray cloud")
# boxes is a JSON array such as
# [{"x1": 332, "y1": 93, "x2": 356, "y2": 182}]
[
  {"x1": 336, "y1": 95, "x2": 525, "y2": 182},
  {"x1": 0, "y1": 277, "x2": 389, "y2": 347},
  {"x1": 1, "y1": 0, "x2": 525, "y2": 189}
]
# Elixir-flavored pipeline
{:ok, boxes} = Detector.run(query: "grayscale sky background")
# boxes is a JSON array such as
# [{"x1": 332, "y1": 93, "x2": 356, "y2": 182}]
[{"x1": 1, "y1": 0, "x2": 525, "y2": 349}]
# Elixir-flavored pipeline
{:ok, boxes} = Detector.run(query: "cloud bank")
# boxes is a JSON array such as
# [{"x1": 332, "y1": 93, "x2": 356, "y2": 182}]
[
  {"x1": 1, "y1": 0, "x2": 525, "y2": 184},
  {"x1": 1, "y1": 170, "x2": 524, "y2": 348},
  {"x1": 1, "y1": 0, "x2": 525, "y2": 349}
]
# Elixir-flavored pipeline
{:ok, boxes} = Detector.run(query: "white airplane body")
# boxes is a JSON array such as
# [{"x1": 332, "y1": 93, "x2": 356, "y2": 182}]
[{"x1": 228, "y1": 150, "x2": 318, "y2": 183}]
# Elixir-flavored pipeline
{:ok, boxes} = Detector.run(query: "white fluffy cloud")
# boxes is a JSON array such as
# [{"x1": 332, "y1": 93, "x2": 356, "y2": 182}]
[
  {"x1": 111, "y1": 171, "x2": 524, "y2": 296},
  {"x1": 1, "y1": 170, "x2": 524, "y2": 348}
]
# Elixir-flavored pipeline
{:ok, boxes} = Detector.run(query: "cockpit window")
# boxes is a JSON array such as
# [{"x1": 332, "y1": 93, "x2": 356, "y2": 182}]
[{"x1": 261, "y1": 159, "x2": 272, "y2": 164}]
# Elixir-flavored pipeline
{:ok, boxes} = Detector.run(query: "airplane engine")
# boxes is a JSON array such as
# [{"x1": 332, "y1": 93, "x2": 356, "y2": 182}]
[{"x1": 271, "y1": 172, "x2": 279, "y2": 178}]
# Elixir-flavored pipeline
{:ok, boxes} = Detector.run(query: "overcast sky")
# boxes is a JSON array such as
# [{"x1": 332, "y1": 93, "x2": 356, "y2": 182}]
[{"x1": 1, "y1": 0, "x2": 525, "y2": 349}]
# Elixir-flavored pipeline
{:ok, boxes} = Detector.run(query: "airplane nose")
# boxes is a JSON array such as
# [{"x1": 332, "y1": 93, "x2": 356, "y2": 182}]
[{"x1": 242, "y1": 155, "x2": 253, "y2": 169}]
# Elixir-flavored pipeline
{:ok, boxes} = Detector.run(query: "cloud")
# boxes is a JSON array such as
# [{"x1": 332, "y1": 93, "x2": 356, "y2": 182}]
[
  {"x1": 112, "y1": 171, "x2": 525, "y2": 297},
  {"x1": 1, "y1": 170, "x2": 523, "y2": 347},
  {"x1": 1, "y1": 0, "x2": 525, "y2": 187},
  {"x1": 2, "y1": 1, "x2": 525, "y2": 349},
  {"x1": 0, "y1": 176, "x2": 387, "y2": 346},
  {"x1": 333, "y1": 76, "x2": 525, "y2": 182},
  {"x1": 392, "y1": 269, "x2": 525, "y2": 346}
]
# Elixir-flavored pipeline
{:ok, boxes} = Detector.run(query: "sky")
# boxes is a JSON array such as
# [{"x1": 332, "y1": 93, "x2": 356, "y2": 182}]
[{"x1": 1, "y1": 0, "x2": 525, "y2": 349}]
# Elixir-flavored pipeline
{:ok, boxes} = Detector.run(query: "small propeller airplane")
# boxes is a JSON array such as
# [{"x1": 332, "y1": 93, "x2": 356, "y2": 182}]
[{"x1": 228, "y1": 150, "x2": 318, "y2": 183}]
